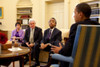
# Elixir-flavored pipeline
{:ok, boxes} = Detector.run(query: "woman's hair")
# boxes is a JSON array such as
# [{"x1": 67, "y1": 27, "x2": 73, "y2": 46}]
[{"x1": 15, "y1": 22, "x2": 21, "y2": 27}]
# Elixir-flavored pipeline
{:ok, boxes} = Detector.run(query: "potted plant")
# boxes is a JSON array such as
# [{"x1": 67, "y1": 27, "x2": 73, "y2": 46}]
[{"x1": 0, "y1": 32, "x2": 8, "y2": 53}]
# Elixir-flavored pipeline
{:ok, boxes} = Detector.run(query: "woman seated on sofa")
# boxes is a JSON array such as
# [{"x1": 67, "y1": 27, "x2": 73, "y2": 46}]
[{"x1": 10, "y1": 22, "x2": 24, "y2": 43}]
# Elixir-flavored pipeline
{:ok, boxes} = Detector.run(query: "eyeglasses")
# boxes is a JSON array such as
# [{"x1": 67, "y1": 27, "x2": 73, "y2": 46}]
[{"x1": 29, "y1": 23, "x2": 35, "y2": 25}]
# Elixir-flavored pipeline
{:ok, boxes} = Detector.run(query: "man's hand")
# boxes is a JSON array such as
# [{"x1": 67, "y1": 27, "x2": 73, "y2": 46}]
[
  {"x1": 26, "y1": 42, "x2": 29, "y2": 47},
  {"x1": 29, "y1": 43, "x2": 34, "y2": 47},
  {"x1": 12, "y1": 36, "x2": 16, "y2": 41},
  {"x1": 51, "y1": 43, "x2": 62, "y2": 53},
  {"x1": 40, "y1": 43, "x2": 48, "y2": 49}
]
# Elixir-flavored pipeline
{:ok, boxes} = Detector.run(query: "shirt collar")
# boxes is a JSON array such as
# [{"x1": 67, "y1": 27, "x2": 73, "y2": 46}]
[
  {"x1": 30, "y1": 28, "x2": 35, "y2": 31},
  {"x1": 50, "y1": 28, "x2": 55, "y2": 33},
  {"x1": 15, "y1": 29, "x2": 21, "y2": 32}
]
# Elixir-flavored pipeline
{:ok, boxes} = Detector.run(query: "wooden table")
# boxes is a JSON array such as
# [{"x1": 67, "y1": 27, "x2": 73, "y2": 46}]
[
  {"x1": 2, "y1": 41, "x2": 19, "y2": 50},
  {"x1": 0, "y1": 46, "x2": 31, "y2": 67}
]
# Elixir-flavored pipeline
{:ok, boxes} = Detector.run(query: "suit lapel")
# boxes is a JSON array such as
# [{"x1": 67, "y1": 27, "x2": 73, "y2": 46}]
[
  {"x1": 47, "y1": 28, "x2": 50, "y2": 34},
  {"x1": 28, "y1": 28, "x2": 30, "y2": 37},
  {"x1": 34, "y1": 27, "x2": 37, "y2": 40},
  {"x1": 46, "y1": 29, "x2": 50, "y2": 38},
  {"x1": 51, "y1": 28, "x2": 56, "y2": 39},
  {"x1": 27, "y1": 28, "x2": 30, "y2": 41}
]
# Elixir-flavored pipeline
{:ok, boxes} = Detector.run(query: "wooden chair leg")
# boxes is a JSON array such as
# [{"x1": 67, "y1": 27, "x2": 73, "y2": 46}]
[
  {"x1": 19, "y1": 56, "x2": 24, "y2": 67},
  {"x1": 13, "y1": 62, "x2": 15, "y2": 67},
  {"x1": 29, "y1": 48, "x2": 31, "y2": 67}
]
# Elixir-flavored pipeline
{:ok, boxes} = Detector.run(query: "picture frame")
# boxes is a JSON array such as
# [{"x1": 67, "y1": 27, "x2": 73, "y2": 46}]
[
  {"x1": 0, "y1": 7, "x2": 3, "y2": 19},
  {"x1": 22, "y1": 19, "x2": 28, "y2": 24}
]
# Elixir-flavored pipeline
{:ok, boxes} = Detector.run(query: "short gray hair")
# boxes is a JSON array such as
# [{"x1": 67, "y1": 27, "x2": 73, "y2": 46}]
[{"x1": 29, "y1": 19, "x2": 36, "y2": 24}]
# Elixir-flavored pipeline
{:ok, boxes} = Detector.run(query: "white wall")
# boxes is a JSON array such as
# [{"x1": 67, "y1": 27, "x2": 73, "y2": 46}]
[
  {"x1": 0, "y1": 0, "x2": 96, "y2": 39},
  {"x1": 45, "y1": 2, "x2": 64, "y2": 29},
  {"x1": 0, "y1": 0, "x2": 18, "y2": 39},
  {"x1": 0, "y1": 0, "x2": 17, "y2": 31},
  {"x1": 0, "y1": 0, "x2": 43, "y2": 39}
]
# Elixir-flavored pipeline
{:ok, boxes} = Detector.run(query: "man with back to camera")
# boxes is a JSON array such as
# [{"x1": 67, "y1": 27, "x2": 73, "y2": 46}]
[
  {"x1": 51, "y1": 3, "x2": 99, "y2": 67},
  {"x1": 23, "y1": 19, "x2": 42, "y2": 67}
]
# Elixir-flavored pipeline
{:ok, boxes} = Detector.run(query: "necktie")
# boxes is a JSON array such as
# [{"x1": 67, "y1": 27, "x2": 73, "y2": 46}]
[
  {"x1": 29, "y1": 29, "x2": 34, "y2": 43},
  {"x1": 48, "y1": 29, "x2": 52, "y2": 39}
]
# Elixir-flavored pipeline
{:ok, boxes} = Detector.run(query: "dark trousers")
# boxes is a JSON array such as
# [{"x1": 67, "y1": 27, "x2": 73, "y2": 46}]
[
  {"x1": 43, "y1": 45, "x2": 58, "y2": 64},
  {"x1": 43, "y1": 41, "x2": 64, "y2": 64},
  {"x1": 22, "y1": 43, "x2": 40, "y2": 64},
  {"x1": 60, "y1": 61, "x2": 69, "y2": 67}
]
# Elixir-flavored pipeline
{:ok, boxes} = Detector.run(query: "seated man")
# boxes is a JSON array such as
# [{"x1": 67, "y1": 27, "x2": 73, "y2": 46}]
[
  {"x1": 51, "y1": 3, "x2": 100, "y2": 67},
  {"x1": 40, "y1": 18, "x2": 62, "y2": 66},
  {"x1": 23, "y1": 19, "x2": 42, "y2": 67}
]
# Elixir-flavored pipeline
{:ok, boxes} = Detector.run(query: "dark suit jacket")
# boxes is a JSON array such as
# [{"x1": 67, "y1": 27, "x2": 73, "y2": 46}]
[
  {"x1": 42, "y1": 28, "x2": 62, "y2": 46},
  {"x1": 59, "y1": 19, "x2": 99, "y2": 67},
  {"x1": 24, "y1": 26, "x2": 42, "y2": 44}
]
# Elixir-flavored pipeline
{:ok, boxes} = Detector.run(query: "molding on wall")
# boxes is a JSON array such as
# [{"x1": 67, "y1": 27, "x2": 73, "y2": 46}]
[{"x1": 17, "y1": 0, "x2": 32, "y2": 7}]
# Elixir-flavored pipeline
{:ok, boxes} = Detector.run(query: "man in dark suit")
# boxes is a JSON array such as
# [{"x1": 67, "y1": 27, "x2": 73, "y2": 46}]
[
  {"x1": 40, "y1": 18, "x2": 62, "y2": 67},
  {"x1": 23, "y1": 19, "x2": 42, "y2": 67},
  {"x1": 51, "y1": 3, "x2": 99, "y2": 67}
]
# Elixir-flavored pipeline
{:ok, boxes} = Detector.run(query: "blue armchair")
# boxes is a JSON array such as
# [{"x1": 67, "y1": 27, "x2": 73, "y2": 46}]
[{"x1": 51, "y1": 25, "x2": 100, "y2": 67}]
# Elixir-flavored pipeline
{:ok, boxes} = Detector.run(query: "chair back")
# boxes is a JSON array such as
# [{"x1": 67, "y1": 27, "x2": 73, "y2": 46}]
[{"x1": 70, "y1": 25, "x2": 100, "y2": 67}]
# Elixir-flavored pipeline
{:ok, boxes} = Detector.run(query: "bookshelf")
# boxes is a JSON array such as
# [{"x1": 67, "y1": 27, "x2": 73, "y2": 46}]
[
  {"x1": 16, "y1": 7, "x2": 32, "y2": 30},
  {"x1": 16, "y1": 0, "x2": 33, "y2": 30},
  {"x1": 87, "y1": 1, "x2": 100, "y2": 23}
]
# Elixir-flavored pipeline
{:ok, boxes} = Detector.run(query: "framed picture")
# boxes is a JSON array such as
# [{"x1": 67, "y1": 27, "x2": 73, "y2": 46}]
[
  {"x1": 22, "y1": 19, "x2": 28, "y2": 24},
  {"x1": 0, "y1": 7, "x2": 3, "y2": 19}
]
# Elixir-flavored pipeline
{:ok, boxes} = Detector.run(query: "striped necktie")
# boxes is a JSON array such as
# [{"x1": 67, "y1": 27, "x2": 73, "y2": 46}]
[{"x1": 48, "y1": 29, "x2": 52, "y2": 39}]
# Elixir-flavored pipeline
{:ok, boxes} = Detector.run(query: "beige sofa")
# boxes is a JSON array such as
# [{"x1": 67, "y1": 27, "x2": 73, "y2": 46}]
[{"x1": 7, "y1": 29, "x2": 70, "y2": 62}]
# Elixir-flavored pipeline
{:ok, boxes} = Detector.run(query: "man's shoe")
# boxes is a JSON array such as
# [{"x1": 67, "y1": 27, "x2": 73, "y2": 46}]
[
  {"x1": 40, "y1": 65, "x2": 48, "y2": 67},
  {"x1": 40, "y1": 64, "x2": 50, "y2": 67},
  {"x1": 40, "y1": 57, "x2": 52, "y2": 67},
  {"x1": 31, "y1": 63, "x2": 40, "y2": 67},
  {"x1": 24, "y1": 59, "x2": 28, "y2": 65},
  {"x1": 40, "y1": 62, "x2": 51, "y2": 67}
]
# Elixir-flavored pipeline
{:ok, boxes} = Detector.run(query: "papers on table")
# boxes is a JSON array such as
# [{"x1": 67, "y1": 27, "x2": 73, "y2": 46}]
[
  {"x1": 8, "y1": 47, "x2": 22, "y2": 51},
  {"x1": 11, "y1": 37, "x2": 20, "y2": 39}
]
